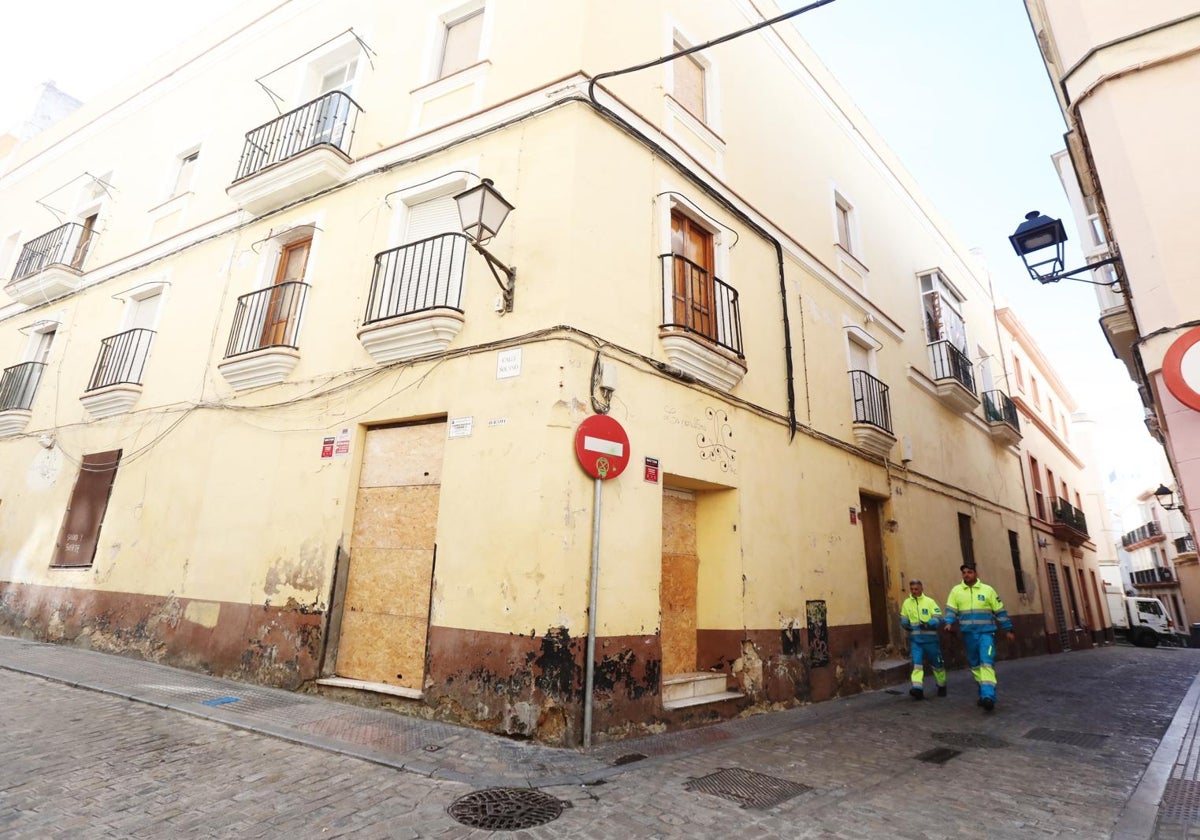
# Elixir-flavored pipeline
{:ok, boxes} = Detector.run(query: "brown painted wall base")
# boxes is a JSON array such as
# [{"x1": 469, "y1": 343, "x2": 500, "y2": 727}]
[{"x1": 0, "y1": 581, "x2": 322, "y2": 688}]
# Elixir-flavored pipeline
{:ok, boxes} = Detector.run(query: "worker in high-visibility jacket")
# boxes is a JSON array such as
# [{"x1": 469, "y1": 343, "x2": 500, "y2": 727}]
[
  {"x1": 944, "y1": 564, "x2": 1015, "y2": 711},
  {"x1": 899, "y1": 579, "x2": 946, "y2": 700}
]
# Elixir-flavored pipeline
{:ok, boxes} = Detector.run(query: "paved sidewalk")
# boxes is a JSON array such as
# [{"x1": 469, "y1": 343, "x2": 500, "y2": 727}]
[{"x1": 3, "y1": 634, "x2": 1200, "y2": 838}]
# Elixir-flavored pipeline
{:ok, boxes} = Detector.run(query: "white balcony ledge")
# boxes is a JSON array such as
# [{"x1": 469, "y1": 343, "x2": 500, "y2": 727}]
[
  {"x1": 986, "y1": 420, "x2": 1021, "y2": 447},
  {"x1": 5, "y1": 265, "x2": 84, "y2": 306},
  {"x1": 357, "y1": 309, "x2": 465, "y2": 365},
  {"x1": 226, "y1": 146, "x2": 352, "y2": 216},
  {"x1": 934, "y1": 379, "x2": 980, "y2": 414},
  {"x1": 0, "y1": 409, "x2": 32, "y2": 437},
  {"x1": 217, "y1": 346, "x2": 301, "y2": 391},
  {"x1": 659, "y1": 330, "x2": 746, "y2": 391},
  {"x1": 80, "y1": 383, "x2": 143, "y2": 419},
  {"x1": 852, "y1": 423, "x2": 897, "y2": 459}
]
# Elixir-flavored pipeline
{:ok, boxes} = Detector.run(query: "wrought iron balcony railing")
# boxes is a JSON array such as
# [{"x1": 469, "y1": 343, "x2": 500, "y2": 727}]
[
  {"x1": 927, "y1": 340, "x2": 976, "y2": 394},
  {"x1": 234, "y1": 91, "x2": 362, "y2": 181},
  {"x1": 364, "y1": 233, "x2": 468, "y2": 325},
  {"x1": 1133, "y1": 567, "x2": 1174, "y2": 585},
  {"x1": 86, "y1": 329, "x2": 155, "y2": 391},
  {"x1": 224, "y1": 281, "x2": 309, "y2": 358},
  {"x1": 983, "y1": 390, "x2": 1020, "y2": 432},
  {"x1": 12, "y1": 222, "x2": 94, "y2": 281},
  {"x1": 0, "y1": 361, "x2": 46, "y2": 412},
  {"x1": 659, "y1": 254, "x2": 744, "y2": 357},
  {"x1": 1052, "y1": 498, "x2": 1089, "y2": 536},
  {"x1": 1122, "y1": 520, "x2": 1164, "y2": 548},
  {"x1": 849, "y1": 370, "x2": 893, "y2": 434},
  {"x1": 1175, "y1": 535, "x2": 1196, "y2": 555}
]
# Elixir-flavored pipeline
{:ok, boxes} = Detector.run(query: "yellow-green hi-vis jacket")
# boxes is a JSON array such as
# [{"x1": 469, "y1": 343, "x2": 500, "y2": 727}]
[
  {"x1": 899, "y1": 594, "x2": 943, "y2": 640},
  {"x1": 944, "y1": 581, "x2": 1013, "y2": 633}
]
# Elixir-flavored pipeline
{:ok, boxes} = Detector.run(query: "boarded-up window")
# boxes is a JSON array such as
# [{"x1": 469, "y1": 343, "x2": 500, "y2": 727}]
[
  {"x1": 51, "y1": 449, "x2": 122, "y2": 568},
  {"x1": 673, "y1": 43, "x2": 706, "y2": 121},
  {"x1": 439, "y1": 9, "x2": 483, "y2": 78},
  {"x1": 957, "y1": 512, "x2": 975, "y2": 568}
]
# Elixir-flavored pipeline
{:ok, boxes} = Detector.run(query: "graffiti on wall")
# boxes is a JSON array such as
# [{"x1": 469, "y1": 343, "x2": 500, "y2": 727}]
[{"x1": 806, "y1": 599, "x2": 829, "y2": 668}]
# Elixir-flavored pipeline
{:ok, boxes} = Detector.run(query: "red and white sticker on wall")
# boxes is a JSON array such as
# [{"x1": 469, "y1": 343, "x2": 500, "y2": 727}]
[{"x1": 1163, "y1": 327, "x2": 1200, "y2": 412}]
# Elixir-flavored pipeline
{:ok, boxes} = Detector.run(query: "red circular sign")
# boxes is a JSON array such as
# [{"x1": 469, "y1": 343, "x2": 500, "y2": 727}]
[
  {"x1": 574, "y1": 415, "x2": 630, "y2": 480},
  {"x1": 1163, "y1": 327, "x2": 1200, "y2": 412}
]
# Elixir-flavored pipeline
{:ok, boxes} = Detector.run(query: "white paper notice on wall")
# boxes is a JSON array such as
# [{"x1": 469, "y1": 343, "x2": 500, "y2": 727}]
[
  {"x1": 448, "y1": 416, "x2": 474, "y2": 438},
  {"x1": 333, "y1": 427, "x2": 351, "y2": 457},
  {"x1": 497, "y1": 348, "x2": 522, "y2": 379}
]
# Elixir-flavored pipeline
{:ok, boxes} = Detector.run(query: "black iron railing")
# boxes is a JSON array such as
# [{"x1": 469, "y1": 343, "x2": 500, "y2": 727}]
[
  {"x1": 12, "y1": 223, "x2": 93, "y2": 281},
  {"x1": 0, "y1": 361, "x2": 46, "y2": 411},
  {"x1": 86, "y1": 329, "x2": 155, "y2": 391},
  {"x1": 234, "y1": 91, "x2": 362, "y2": 181},
  {"x1": 364, "y1": 233, "x2": 468, "y2": 325},
  {"x1": 224, "y1": 281, "x2": 309, "y2": 358},
  {"x1": 1052, "y1": 498, "x2": 1089, "y2": 536},
  {"x1": 927, "y1": 340, "x2": 976, "y2": 393},
  {"x1": 849, "y1": 370, "x2": 893, "y2": 433},
  {"x1": 1122, "y1": 521, "x2": 1164, "y2": 548},
  {"x1": 1133, "y1": 567, "x2": 1174, "y2": 585},
  {"x1": 983, "y1": 390, "x2": 1020, "y2": 432},
  {"x1": 1175, "y1": 535, "x2": 1196, "y2": 554},
  {"x1": 659, "y1": 254, "x2": 743, "y2": 358}
]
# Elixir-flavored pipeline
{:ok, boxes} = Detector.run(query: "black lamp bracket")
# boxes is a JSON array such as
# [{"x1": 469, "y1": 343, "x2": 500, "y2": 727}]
[
  {"x1": 1038, "y1": 254, "x2": 1121, "y2": 286},
  {"x1": 470, "y1": 241, "x2": 516, "y2": 313}
]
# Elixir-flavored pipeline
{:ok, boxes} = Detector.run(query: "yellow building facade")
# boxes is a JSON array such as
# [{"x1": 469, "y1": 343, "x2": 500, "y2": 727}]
[{"x1": 1, "y1": 0, "x2": 1048, "y2": 743}]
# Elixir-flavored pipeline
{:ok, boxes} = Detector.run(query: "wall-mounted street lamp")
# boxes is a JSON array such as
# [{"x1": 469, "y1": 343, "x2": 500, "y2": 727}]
[
  {"x1": 1008, "y1": 210, "x2": 1121, "y2": 286},
  {"x1": 454, "y1": 178, "x2": 517, "y2": 313},
  {"x1": 1154, "y1": 484, "x2": 1181, "y2": 511}
]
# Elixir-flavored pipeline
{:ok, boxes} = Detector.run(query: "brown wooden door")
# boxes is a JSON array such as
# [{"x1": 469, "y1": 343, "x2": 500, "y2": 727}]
[
  {"x1": 661, "y1": 488, "x2": 699, "y2": 675},
  {"x1": 859, "y1": 495, "x2": 889, "y2": 647},
  {"x1": 336, "y1": 421, "x2": 443, "y2": 690},
  {"x1": 260, "y1": 238, "x2": 310, "y2": 348},
  {"x1": 670, "y1": 211, "x2": 714, "y2": 340},
  {"x1": 73, "y1": 214, "x2": 97, "y2": 269}
]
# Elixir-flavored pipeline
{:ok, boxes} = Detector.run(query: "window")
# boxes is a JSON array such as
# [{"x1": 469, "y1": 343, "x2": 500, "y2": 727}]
[
  {"x1": 73, "y1": 213, "x2": 98, "y2": 269},
  {"x1": 1012, "y1": 355, "x2": 1024, "y2": 391},
  {"x1": 672, "y1": 41, "x2": 706, "y2": 120},
  {"x1": 0, "y1": 231, "x2": 20, "y2": 279},
  {"x1": 834, "y1": 193, "x2": 855, "y2": 254},
  {"x1": 262, "y1": 238, "x2": 311, "y2": 347},
  {"x1": 319, "y1": 59, "x2": 358, "y2": 96},
  {"x1": 1030, "y1": 455, "x2": 1045, "y2": 520},
  {"x1": 1009, "y1": 530, "x2": 1026, "y2": 594},
  {"x1": 1137, "y1": 599, "x2": 1163, "y2": 617},
  {"x1": 1074, "y1": 491, "x2": 1083, "y2": 512},
  {"x1": 958, "y1": 513, "x2": 975, "y2": 568},
  {"x1": 51, "y1": 450, "x2": 122, "y2": 568},
  {"x1": 172, "y1": 151, "x2": 199, "y2": 197},
  {"x1": 1030, "y1": 375, "x2": 1041, "y2": 408},
  {"x1": 439, "y1": 8, "x2": 484, "y2": 78},
  {"x1": 1047, "y1": 468, "x2": 1057, "y2": 507},
  {"x1": 31, "y1": 327, "x2": 56, "y2": 365},
  {"x1": 669, "y1": 209, "x2": 715, "y2": 341},
  {"x1": 919, "y1": 271, "x2": 967, "y2": 352}
]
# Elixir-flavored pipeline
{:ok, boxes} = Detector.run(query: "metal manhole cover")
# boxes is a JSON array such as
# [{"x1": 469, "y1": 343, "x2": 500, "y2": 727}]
[
  {"x1": 684, "y1": 768, "x2": 812, "y2": 810},
  {"x1": 915, "y1": 747, "x2": 961, "y2": 764},
  {"x1": 1024, "y1": 727, "x2": 1109, "y2": 749},
  {"x1": 447, "y1": 788, "x2": 564, "y2": 830},
  {"x1": 1161, "y1": 779, "x2": 1200, "y2": 821},
  {"x1": 932, "y1": 731, "x2": 1009, "y2": 749}
]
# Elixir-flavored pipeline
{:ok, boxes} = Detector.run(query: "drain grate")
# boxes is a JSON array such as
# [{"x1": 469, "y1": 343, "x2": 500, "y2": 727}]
[
  {"x1": 915, "y1": 747, "x2": 961, "y2": 764},
  {"x1": 1161, "y1": 779, "x2": 1200, "y2": 822},
  {"x1": 684, "y1": 768, "x2": 812, "y2": 810},
  {"x1": 1023, "y1": 727, "x2": 1109, "y2": 749},
  {"x1": 447, "y1": 788, "x2": 564, "y2": 830},
  {"x1": 932, "y1": 731, "x2": 1009, "y2": 750}
]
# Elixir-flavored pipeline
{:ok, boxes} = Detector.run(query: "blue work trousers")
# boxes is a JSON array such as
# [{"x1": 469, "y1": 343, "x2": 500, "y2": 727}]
[
  {"x1": 961, "y1": 630, "x2": 998, "y2": 700},
  {"x1": 909, "y1": 636, "x2": 946, "y2": 690}
]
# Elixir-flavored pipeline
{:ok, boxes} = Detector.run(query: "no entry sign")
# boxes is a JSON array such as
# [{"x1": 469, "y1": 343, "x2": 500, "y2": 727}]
[{"x1": 574, "y1": 415, "x2": 630, "y2": 480}]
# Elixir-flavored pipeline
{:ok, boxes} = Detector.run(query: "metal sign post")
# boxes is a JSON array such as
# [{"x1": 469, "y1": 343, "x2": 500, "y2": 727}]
[{"x1": 573, "y1": 415, "x2": 629, "y2": 748}]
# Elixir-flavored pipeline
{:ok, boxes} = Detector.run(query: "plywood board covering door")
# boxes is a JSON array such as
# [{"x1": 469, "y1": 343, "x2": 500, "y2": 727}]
[
  {"x1": 337, "y1": 422, "x2": 444, "y2": 689},
  {"x1": 661, "y1": 489, "x2": 698, "y2": 675}
]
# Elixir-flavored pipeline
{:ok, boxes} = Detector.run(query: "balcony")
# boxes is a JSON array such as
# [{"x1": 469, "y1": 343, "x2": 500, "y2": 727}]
[
  {"x1": 927, "y1": 340, "x2": 978, "y2": 413},
  {"x1": 1051, "y1": 498, "x2": 1090, "y2": 547},
  {"x1": 849, "y1": 370, "x2": 895, "y2": 458},
  {"x1": 1122, "y1": 521, "x2": 1165, "y2": 550},
  {"x1": 227, "y1": 91, "x2": 362, "y2": 215},
  {"x1": 0, "y1": 361, "x2": 45, "y2": 437},
  {"x1": 357, "y1": 234, "x2": 468, "y2": 364},
  {"x1": 217, "y1": 281, "x2": 309, "y2": 391},
  {"x1": 79, "y1": 328, "x2": 155, "y2": 419},
  {"x1": 1133, "y1": 567, "x2": 1175, "y2": 586},
  {"x1": 4, "y1": 223, "x2": 94, "y2": 306},
  {"x1": 658, "y1": 254, "x2": 746, "y2": 391},
  {"x1": 1175, "y1": 535, "x2": 1197, "y2": 556},
  {"x1": 982, "y1": 390, "x2": 1021, "y2": 445}
]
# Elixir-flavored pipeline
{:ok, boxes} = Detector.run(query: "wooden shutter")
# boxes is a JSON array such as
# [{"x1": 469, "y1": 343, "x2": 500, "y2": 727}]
[{"x1": 52, "y1": 450, "x2": 122, "y2": 568}]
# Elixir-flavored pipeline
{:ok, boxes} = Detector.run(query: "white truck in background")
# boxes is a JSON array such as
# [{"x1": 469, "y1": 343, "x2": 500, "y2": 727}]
[{"x1": 1107, "y1": 590, "x2": 1175, "y2": 647}]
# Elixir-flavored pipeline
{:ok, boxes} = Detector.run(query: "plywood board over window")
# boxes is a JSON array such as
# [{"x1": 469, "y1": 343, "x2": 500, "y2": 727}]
[{"x1": 51, "y1": 449, "x2": 122, "y2": 568}]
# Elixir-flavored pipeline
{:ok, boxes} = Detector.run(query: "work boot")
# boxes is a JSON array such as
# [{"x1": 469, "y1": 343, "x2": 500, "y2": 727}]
[
  {"x1": 981, "y1": 697, "x2": 995, "y2": 712},
  {"x1": 909, "y1": 687, "x2": 924, "y2": 700},
  {"x1": 937, "y1": 686, "x2": 947, "y2": 698}
]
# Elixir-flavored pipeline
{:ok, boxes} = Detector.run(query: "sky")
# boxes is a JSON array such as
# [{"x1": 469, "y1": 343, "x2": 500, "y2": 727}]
[{"x1": 0, "y1": 0, "x2": 1167, "y2": 503}]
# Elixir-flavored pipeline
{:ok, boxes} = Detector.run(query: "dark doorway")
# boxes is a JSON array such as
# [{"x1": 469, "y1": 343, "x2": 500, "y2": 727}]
[{"x1": 859, "y1": 495, "x2": 889, "y2": 647}]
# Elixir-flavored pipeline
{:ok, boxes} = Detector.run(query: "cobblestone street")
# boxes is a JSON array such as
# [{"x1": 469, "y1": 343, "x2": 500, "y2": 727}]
[{"x1": 2, "y1": 639, "x2": 1198, "y2": 838}]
